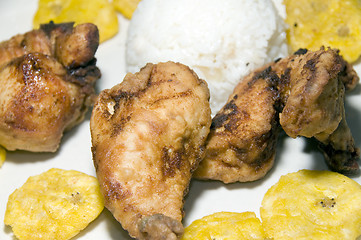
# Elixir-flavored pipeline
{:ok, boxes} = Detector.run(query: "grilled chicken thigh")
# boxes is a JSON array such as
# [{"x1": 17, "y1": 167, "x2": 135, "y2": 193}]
[
  {"x1": 195, "y1": 48, "x2": 359, "y2": 183},
  {"x1": 0, "y1": 22, "x2": 100, "y2": 152},
  {"x1": 90, "y1": 62, "x2": 211, "y2": 239}
]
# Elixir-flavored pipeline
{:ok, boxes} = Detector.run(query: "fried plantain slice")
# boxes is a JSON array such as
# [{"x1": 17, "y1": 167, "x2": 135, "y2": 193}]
[
  {"x1": 113, "y1": 0, "x2": 141, "y2": 19},
  {"x1": 0, "y1": 146, "x2": 5, "y2": 167},
  {"x1": 33, "y1": 0, "x2": 118, "y2": 42},
  {"x1": 261, "y1": 169, "x2": 361, "y2": 239},
  {"x1": 4, "y1": 168, "x2": 104, "y2": 240},
  {"x1": 181, "y1": 211, "x2": 266, "y2": 240},
  {"x1": 284, "y1": 0, "x2": 361, "y2": 62}
]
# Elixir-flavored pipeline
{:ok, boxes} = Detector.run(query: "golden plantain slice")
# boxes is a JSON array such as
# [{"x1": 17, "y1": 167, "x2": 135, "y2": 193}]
[
  {"x1": 0, "y1": 146, "x2": 5, "y2": 167},
  {"x1": 284, "y1": 0, "x2": 361, "y2": 63},
  {"x1": 113, "y1": 0, "x2": 141, "y2": 19},
  {"x1": 4, "y1": 168, "x2": 104, "y2": 240},
  {"x1": 181, "y1": 211, "x2": 266, "y2": 240},
  {"x1": 260, "y1": 169, "x2": 361, "y2": 240},
  {"x1": 33, "y1": 0, "x2": 119, "y2": 42}
]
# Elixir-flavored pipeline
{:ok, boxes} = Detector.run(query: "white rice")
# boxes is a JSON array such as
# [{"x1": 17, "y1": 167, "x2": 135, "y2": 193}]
[{"x1": 126, "y1": 0, "x2": 288, "y2": 115}]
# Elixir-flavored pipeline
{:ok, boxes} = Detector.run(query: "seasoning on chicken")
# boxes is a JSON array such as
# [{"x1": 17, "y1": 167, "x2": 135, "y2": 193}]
[
  {"x1": 276, "y1": 48, "x2": 360, "y2": 175},
  {"x1": 0, "y1": 22, "x2": 100, "y2": 152},
  {"x1": 90, "y1": 62, "x2": 211, "y2": 239},
  {"x1": 195, "y1": 47, "x2": 360, "y2": 183},
  {"x1": 193, "y1": 66, "x2": 281, "y2": 183}
]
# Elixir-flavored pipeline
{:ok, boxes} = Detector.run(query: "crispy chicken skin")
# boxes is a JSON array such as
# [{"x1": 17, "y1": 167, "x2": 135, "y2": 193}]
[
  {"x1": 277, "y1": 48, "x2": 360, "y2": 175},
  {"x1": 0, "y1": 22, "x2": 100, "y2": 152},
  {"x1": 90, "y1": 62, "x2": 211, "y2": 239},
  {"x1": 0, "y1": 22, "x2": 99, "y2": 69},
  {"x1": 193, "y1": 67, "x2": 281, "y2": 183},
  {"x1": 195, "y1": 48, "x2": 359, "y2": 183}
]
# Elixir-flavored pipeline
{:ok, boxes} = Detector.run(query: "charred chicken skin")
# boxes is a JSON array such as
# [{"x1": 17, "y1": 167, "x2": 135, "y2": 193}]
[
  {"x1": 90, "y1": 62, "x2": 211, "y2": 239},
  {"x1": 193, "y1": 66, "x2": 281, "y2": 183},
  {"x1": 195, "y1": 47, "x2": 360, "y2": 183},
  {"x1": 0, "y1": 22, "x2": 100, "y2": 152},
  {"x1": 276, "y1": 48, "x2": 359, "y2": 175}
]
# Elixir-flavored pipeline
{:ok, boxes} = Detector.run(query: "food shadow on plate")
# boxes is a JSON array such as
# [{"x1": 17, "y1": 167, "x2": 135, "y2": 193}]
[
  {"x1": 2, "y1": 224, "x2": 16, "y2": 240},
  {"x1": 301, "y1": 94, "x2": 361, "y2": 177},
  {"x1": 94, "y1": 73, "x2": 111, "y2": 95},
  {"x1": 101, "y1": 209, "x2": 133, "y2": 240},
  {"x1": 302, "y1": 137, "x2": 330, "y2": 170},
  {"x1": 71, "y1": 208, "x2": 131, "y2": 240},
  {"x1": 59, "y1": 109, "x2": 93, "y2": 145},
  {"x1": 345, "y1": 88, "x2": 361, "y2": 146},
  {"x1": 5, "y1": 150, "x2": 57, "y2": 164}
]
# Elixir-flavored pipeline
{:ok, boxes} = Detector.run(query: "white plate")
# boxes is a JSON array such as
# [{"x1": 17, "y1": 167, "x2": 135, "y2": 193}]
[{"x1": 1, "y1": 1, "x2": 361, "y2": 239}]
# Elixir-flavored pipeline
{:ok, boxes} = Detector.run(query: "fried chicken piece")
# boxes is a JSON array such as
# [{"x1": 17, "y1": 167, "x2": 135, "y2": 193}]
[
  {"x1": 317, "y1": 109, "x2": 360, "y2": 174},
  {"x1": 0, "y1": 22, "x2": 100, "y2": 152},
  {"x1": 193, "y1": 67, "x2": 281, "y2": 183},
  {"x1": 90, "y1": 62, "x2": 211, "y2": 239},
  {"x1": 195, "y1": 48, "x2": 359, "y2": 183},
  {"x1": 277, "y1": 48, "x2": 360, "y2": 175},
  {"x1": 0, "y1": 22, "x2": 99, "y2": 69}
]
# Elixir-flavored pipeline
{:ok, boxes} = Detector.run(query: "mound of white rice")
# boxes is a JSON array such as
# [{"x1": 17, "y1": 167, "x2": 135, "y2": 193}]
[{"x1": 126, "y1": 0, "x2": 288, "y2": 114}]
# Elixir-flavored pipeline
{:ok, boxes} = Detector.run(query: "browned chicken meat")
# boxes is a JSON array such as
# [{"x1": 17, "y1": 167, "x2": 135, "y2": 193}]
[
  {"x1": 90, "y1": 62, "x2": 211, "y2": 239},
  {"x1": 0, "y1": 22, "x2": 100, "y2": 152},
  {"x1": 195, "y1": 47, "x2": 360, "y2": 183},
  {"x1": 276, "y1": 48, "x2": 360, "y2": 175},
  {"x1": 193, "y1": 67, "x2": 281, "y2": 183}
]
